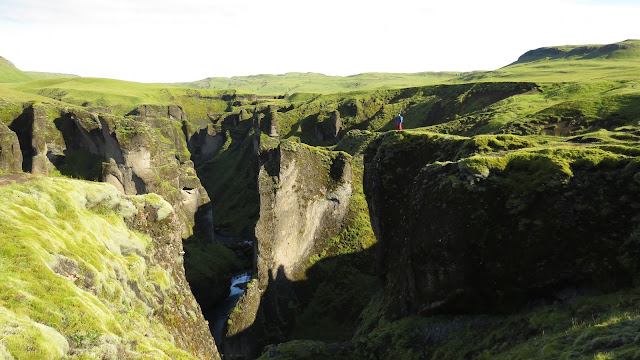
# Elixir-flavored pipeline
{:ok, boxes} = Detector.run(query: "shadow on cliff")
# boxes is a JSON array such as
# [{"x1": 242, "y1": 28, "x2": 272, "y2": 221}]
[
  {"x1": 223, "y1": 243, "x2": 380, "y2": 359},
  {"x1": 189, "y1": 114, "x2": 260, "y2": 237},
  {"x1": 183, "y1": 203, "x2": 251, "y2": 311},
  {"x1": 8, "y1": 106, "x2": 35, "y2": 172}
]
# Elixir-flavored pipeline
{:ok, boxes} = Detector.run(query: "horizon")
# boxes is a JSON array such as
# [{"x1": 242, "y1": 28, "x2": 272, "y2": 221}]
[{"x1": 1, "y1": 0, "x2": 639, "y2": 83}]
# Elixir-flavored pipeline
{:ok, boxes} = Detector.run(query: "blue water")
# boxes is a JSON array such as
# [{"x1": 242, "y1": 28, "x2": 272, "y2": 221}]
[{"x1": 209, "y1": 270, "x2": 252, "y2": 346}]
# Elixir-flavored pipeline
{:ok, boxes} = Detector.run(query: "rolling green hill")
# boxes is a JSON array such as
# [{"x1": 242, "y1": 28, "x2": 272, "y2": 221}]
[
  {"x1": 462, "y1": 39, "x2": 640, "y2": 83},
  {"x1": 512, "y1": 39, "x2": 640, "y2": 64},
  {"x1": 174, "y1": 71, "x2": 468, "y2": 95},
  {"x1": 175, "y1": 40, "x2": 640, "y2": 95},
  {"x1": 0, "y1": 57, "x2": 34, "y2": 83},
  {"x1": 0, "y1": 57, "x2": 78, "y2": 84},
  {"x1": 24, "y1": 71, "x2": 79, "y2": 80},
  {"x1": 0, "y1": 77, "x2": 234, "y2": 119}
]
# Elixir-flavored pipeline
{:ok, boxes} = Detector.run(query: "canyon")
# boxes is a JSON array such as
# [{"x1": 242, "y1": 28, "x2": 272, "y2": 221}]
[{"x1": 1, "y1": 40, "x2": 640, "y2": 359}]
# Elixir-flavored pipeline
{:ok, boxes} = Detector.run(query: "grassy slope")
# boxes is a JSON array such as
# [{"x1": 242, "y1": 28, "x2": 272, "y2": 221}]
[
  {"x1": 461, "y1": 40, "x2": 640, "y2": 83},
  {"x1": 174, "y1": 71, "x2": 466, "y2": 95},
  {"x1": 24, "y1": 71, "x2": 79, "y2": 80},
  {"x1": 0, "y1": 57, "x2": 34, "y2": 83},
  {"x1": 262, "y1": 283, "x2": 640, "y2": 360},
  {"x1": 0, "y1": 77, "x2": 233, "y2": 119},
  {"x1": 346, "y1": 287, "x2": 640, "y2": 360},
  {"x1": 0, "y1": 177, "x2": 197, "y2": 359}
]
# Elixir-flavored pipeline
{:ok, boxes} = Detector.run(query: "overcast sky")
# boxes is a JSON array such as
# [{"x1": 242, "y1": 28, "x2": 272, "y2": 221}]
[{"x1": 0, "y1": 0, "x2": 638, "y2": 83}]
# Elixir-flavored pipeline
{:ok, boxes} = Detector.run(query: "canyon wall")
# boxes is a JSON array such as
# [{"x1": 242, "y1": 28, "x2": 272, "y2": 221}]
[
  {"x1": 364, "y1": 131, "x2": 640, "y2": 318},
  {"x1": 224, "y1": 138, "x2": 354, "y2": 359}
]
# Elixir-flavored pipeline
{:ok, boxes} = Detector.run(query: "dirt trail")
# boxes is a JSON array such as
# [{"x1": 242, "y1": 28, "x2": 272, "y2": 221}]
[{"x1": 0, "y1": 173, "x2": 34, "y2": 186}]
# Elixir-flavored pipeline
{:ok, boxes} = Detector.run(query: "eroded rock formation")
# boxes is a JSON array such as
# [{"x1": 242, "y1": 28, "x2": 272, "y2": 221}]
[
  {"x1": 0, "y1": 120, "x2": 22, "y2": 172},
  {"x1": 364, "y1": 131, "x2": 640, "y2": 318},
  {"x1": 5, "y1": 103, "x2": 209, "y2": 236},
  {"x1": 224, "y1": 139, "x2": 353, "y2": 359}
]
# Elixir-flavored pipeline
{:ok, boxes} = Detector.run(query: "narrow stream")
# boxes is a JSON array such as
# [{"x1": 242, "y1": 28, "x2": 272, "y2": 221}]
[{"x1": 208, "y1": 269, "x2": 252, "y2": 345}]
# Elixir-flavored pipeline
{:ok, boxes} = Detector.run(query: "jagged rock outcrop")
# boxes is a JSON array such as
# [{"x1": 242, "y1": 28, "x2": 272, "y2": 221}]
[
  {"x1": 260, "y1": 105, "x2": 280, "y2": 138},
  {"x1": 125, "y1": 189, "x2": 219, "y2": 359},
  {"x1": 7, "y1": 103, "x2": 210, "y2": 236},
  {"x1": 315, "y1": 110, "x2": 342, "y2": 142},
  {"x1": 129, "y1": 104, "x2": 187, "y2": 121},
  {"x1": 0, "y1": 121, "x2": 22, "y2": 172},
  {"x1": 186, "y1": 123, "x2": 223, "y2": 163},
  {"x1": 364, "y1": 131, "x2": 640, "y2": 318},
  {"x1": 255, "y1": 140, "x2": 352, "y2": 282},
  {"x1": 224, "y1": 139, "x2": 353, "y2": 359}
]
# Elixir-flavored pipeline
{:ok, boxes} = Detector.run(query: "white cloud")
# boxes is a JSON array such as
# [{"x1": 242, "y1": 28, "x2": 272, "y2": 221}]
[{"x1": 0, "y1": 0, "x2": 638, "y2": 82}]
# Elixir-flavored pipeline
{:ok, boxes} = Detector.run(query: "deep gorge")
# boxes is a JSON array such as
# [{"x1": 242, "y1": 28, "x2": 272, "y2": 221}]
[{"x1": 3, "y1": 60, "x2": 640, "y2": 358}]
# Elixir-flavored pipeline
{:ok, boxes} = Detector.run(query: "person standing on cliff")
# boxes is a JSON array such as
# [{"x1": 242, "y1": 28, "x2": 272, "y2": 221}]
[{"x1": 397, "y1": 113, "x2": 403, "y2": 131}]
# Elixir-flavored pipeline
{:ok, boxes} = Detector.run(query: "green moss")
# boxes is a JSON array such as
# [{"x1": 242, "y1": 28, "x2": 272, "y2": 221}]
[
  {"x1": 345, "y1": 288, "x2": 640, "y2": 360},
  {"x1": 258, "y1": 340, "x2": 331, "y2": 360},
  {"x1": 466, "y1": 134, "x2": 541, "y2": 154},
  {"x1": 259, "y1": 132, "x2": 280, "y2": 153},
  {"x1": 140, "y1": 193, "x2": 174, "y2": 221},
  {"x1": 333, "y1": 130, "x2": 380, "y2": 155},
  {"x1": 308, "y1": 157, "x2": 376, "y2": 266},
  {"x1": 0, "y1": 177, "x2": 197, "y2": 359},
  {"x1": 0, "y1": 100, "x2": 23, "y2": 126}
]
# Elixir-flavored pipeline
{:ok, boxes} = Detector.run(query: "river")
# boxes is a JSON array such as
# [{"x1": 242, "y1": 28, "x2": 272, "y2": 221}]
[{"x1": 208, "y1": 269, "x2": 252, "y2": 346}]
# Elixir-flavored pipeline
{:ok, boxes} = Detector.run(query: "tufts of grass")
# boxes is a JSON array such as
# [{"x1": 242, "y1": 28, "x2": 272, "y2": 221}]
[
  {"x1": 344, "y1": 287, "x2": 640, "y2": 360},
  {"x1": 0, "y1": 177, "x2": 197, "y2": 359}
]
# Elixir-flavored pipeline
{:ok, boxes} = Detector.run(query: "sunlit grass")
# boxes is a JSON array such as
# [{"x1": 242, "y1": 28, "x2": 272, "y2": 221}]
[{"x1": 0, "y1": 177, "x2": 196, "y2": 359}]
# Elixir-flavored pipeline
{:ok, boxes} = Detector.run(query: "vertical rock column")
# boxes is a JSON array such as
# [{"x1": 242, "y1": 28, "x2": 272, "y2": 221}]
[{"x1": 224, "y1": 139, "x2": 352, "y2": 359}]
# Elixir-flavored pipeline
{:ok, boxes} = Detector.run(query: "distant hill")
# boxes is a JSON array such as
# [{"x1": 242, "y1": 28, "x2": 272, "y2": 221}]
[
  {"x1": 0, "y1": 56, "x2": 33, "y2": 83},
  {"x1": 25, "y1": 71, "x2": 79, "y2": 80},
  {"x1": 458, "y1": 39, "x2": 640, "y2": 83},
  {"x1": 512, "y1": 39, "x2": 640, "y2": 64},
  {"x1": 173, "y1": 71, "x2": 469, "y2": 95},
  {"x1": 0, "y1": 56, "x2": 78, "y2": 83},
  {"x1": 175, "y1": 40, "x2": 640, "y2": 95}
]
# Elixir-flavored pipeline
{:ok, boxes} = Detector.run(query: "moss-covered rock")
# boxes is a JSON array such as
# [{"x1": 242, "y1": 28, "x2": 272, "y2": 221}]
[
  {"x1": 364, "y1": 130, "x2": 640, "y2": 319},
  {"x1": 0, "y1": 176, "x2": 220, "y2": 359},
  {"x1": 3, "y1": 102, "x2": 210, "y2": 237},
  {"x1": 0, "y1": 120, "x2": 21, "y2": 172}
]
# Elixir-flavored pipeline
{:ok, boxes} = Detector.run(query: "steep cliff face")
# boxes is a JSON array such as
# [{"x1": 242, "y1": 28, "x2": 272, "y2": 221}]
[
  {"x1": 364, "y1": 130, "x2": 640, "y2": 318},
  {"x1": 5, "y1": 103, "x2": 209, "y2": 236},
  {"x1": 224, "y1": 139, "x2": 354, "y2": 359},
  {"x1": 0, "y1": 176, "x2": 219, "y2": 359},
  {"x1": 0, "y1": 120, "x2": 21, "y2": 172},
  {"x1": 254, "y1": 140, "x2": 352, "y2": 283}
]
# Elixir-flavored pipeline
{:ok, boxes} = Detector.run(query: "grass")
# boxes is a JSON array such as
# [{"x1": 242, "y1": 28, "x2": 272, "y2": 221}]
[
  {"x1": 346, "y1": 287, "x2": 640, "y2": 360},
  {"x1": 306, "y1": 156, "x2": 376, "y2": 266},
  {"x1": 0, "y1": 57, "x2": 33, "y2": 83},
  {"x1": 0, "y1": 177, "x2": 198, "y2": 359},
  {"x1": 0, "y1": 77, "x2": 236, "y2": 119},
  {"x1": 176, "y1": 71, "x2": 466, "y2": 95}
]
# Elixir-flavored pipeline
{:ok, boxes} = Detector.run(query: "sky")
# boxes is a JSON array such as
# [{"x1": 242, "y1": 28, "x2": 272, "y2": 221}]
[{"x1": 0, "y1": 0, "x2": 639, "y2": 83}]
